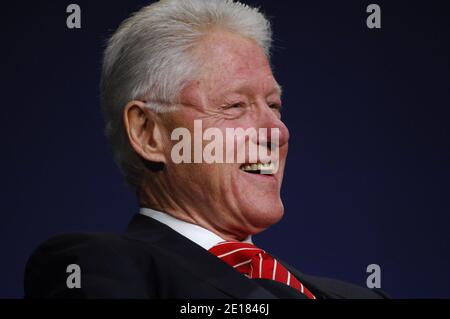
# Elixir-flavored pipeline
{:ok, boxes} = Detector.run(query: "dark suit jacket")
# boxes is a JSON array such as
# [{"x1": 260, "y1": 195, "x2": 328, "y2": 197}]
[{"x1": 24, "y1": 214, "x2": 388, "y2": 299}]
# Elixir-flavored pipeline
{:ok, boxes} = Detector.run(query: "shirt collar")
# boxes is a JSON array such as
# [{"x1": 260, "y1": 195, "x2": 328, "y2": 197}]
[{"x1": 139, "y1": 207, "x2": 252, "y2": 250}]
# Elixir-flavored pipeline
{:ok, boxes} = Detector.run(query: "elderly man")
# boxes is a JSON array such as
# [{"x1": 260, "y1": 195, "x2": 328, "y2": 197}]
[{"x1": 24, "y1": 0, "x2": 387, "y2": 299}]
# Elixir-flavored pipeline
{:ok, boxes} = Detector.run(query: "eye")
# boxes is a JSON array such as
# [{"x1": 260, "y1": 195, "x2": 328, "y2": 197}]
[
  {"x1": 223, "y1": 102, "x2": 245, "y2": 110},
  {"x1": 229, "y1": 102, "x2": 244, "y2": 108},
  {"x1": 269, "y1": 103, "x2": 282, "y2": 111}
]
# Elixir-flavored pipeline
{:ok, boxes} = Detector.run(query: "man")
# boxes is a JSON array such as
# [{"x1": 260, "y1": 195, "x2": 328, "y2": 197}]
[{"x1": 24, "y1": 0, "x2": 387, "y2": 299}]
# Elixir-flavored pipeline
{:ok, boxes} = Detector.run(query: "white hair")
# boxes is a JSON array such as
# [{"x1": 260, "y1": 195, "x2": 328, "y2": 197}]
[{"x1": 100, "y1": 0, "x2": 272, "y2": 189}]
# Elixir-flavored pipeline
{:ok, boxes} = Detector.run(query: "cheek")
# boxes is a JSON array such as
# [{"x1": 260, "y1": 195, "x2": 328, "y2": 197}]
[
  {"x1": 184, "y1": 163, "x2": 229, "y2": 184},
  {"x1": 165, "y1": 163, "x2": 224, "y2": 202}
]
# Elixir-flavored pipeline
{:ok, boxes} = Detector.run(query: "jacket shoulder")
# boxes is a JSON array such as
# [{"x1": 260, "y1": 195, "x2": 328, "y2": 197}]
[{"x1": 24, "y1": 232, "x2": 156, "y2": 298}]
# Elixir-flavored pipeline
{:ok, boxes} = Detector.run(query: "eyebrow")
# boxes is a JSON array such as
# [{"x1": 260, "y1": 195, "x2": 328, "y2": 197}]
[{"x1": 213, "y1": 80, "x2": 283, "y2": 102}]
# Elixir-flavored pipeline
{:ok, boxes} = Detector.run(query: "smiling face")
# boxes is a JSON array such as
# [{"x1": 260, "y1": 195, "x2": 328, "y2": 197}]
[{"x1": 151, "y1": 30, "x2": 290, "y2": 240}]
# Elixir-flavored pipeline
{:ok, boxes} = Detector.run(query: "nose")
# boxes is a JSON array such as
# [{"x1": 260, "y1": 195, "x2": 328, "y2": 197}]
[{"x1": 255, "y1": 102, "x2": 290, "y2": 148}]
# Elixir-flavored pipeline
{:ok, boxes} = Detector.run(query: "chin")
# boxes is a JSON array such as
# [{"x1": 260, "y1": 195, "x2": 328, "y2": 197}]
[
  {"x1": 231, "y1": 166, "x2": 285, "y2": 234},
  {"x1": 242, "y1": 198, "x2": 284, "y2": 234}
]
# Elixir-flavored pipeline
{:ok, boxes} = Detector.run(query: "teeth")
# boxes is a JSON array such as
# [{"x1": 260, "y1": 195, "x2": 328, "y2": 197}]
[{"x1": 240, "y1": 162, "x2": 274, "y2": 173}]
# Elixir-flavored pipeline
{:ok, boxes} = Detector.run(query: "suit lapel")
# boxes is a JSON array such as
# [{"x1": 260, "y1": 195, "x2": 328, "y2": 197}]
[{"x1": 124, "y1": 214, "x2": 277, "y2": 299}]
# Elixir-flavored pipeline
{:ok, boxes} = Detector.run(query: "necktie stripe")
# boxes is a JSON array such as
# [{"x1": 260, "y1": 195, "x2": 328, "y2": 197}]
[
  {"x1": 213, "y1": 241, "x2": 234, "y2": 247},
  {"x1": 272, "y1": 259, "x2": 277, "y2": 280},
  {"x1": 217, "y1": 247, "x2": 260, "y2": 258},
  {"x1": 233, "y1": 259, "x2": 252, "y2": 268},
  {"x1": 258, "y1": 253, "x2": 263, "y2": 278},
  {"x1": 210, "y1": 242, "x2": 256, "y2": 255}
]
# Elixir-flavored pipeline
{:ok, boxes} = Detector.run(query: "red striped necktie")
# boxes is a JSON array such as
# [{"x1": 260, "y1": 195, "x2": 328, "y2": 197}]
[{"x1": 208, "y1": 241, "x2": 316, "y2": 299}]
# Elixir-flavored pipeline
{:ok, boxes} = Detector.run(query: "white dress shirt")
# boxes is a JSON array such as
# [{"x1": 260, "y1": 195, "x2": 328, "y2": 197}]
[{"x1": 139, "y1": 207, "x2": 253, "y2": 250}]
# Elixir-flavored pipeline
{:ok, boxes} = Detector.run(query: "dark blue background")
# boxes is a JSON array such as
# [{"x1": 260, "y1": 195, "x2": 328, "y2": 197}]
[{"x1": 1, "y1": 0, "x2": 449, "y2": 298}]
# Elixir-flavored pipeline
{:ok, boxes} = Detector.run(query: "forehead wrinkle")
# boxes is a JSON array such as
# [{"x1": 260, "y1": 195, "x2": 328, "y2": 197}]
[
  {"x1": 188, "y1": 30, "x2": 280, "y2": 107},
  {"x1": 208, "y1": 75, "x2": 282, "y2": 103}
]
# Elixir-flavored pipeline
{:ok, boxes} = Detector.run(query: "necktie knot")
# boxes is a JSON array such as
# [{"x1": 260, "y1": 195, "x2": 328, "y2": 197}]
[{"x1": 209, "y1": 241, "x2": 316, "y2": 299}]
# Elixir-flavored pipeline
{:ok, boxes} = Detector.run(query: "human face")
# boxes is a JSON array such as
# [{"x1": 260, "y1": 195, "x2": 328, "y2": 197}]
[{"x1": 160, "y1": 30, "x2": 289, "y2": 240}]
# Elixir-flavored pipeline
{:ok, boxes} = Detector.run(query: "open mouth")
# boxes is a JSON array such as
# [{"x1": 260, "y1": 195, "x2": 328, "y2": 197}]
[{"x1": 239, "y1": 162, "x2": 275, "y2": 175}]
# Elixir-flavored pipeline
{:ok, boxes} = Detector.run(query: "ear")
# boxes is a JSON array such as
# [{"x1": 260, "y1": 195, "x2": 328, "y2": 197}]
[{"x1": 123, "y1": 100, "x2": 167, "y2": 164}]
